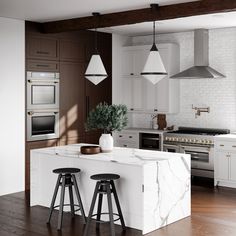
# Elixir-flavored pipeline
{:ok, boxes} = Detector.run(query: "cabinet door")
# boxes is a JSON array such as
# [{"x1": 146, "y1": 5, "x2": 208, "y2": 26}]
[
  {"x1": 122, "y1": 78, "x2": 143, "y2": 111},
  {"x1": 215, "y1": 151, "x2": 229, "y2": 180},
  {"x1": 59, "y1": 62, "x2": 85, "y2": 140},
  {"x1": 229, "y1": 152, "x2": 236, "y2": 181},
  {"x1": 60, "y1": 40, "x2": 85, "y2": 62},
  {"x1": 133, "y1": 49, "x2": 148, "y2": 76},
  {"x1": 132, "y1": 78, "x2": 143, "y2": 111},
  {"x1": 27, "y1": 35, "x2": 59, "y2": 60},
  {"x1": 122, "y1": 50, "x2": 134, "y2": 76},
  {"x1": 122, "y1": 79, "x2": 132, "y2": 110},
  {"x1": 144, "y1": 80, "x2": 157, "y2": 112}
]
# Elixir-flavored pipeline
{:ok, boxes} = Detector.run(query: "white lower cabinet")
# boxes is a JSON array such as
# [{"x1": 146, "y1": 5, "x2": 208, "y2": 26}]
[
  {"x1": 113, "y1": 130, "x2": 139, "y2": 149},
  {"x1": 215, "y1": 138, "x2": 236, "y2": 188}
]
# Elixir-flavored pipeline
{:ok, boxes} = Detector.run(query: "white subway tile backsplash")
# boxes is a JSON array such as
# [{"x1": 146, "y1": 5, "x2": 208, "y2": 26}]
[{"x1": 131, "y1": 28, "x2": 236, "y2": 132}]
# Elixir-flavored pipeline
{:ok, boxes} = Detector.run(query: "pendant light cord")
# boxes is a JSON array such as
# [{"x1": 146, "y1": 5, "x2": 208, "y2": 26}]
[
  {"x1": 93, "y1": 12, "x2": 100, "y2": 54},
  {"x1": 153, "y1": 21, "x2": 155, "y2": 45}
]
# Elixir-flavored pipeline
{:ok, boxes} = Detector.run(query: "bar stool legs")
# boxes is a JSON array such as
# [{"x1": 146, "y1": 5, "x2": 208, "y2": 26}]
[
  {"x1": 47, "y1": 174, "x2": 62, "y2": 224},
  {"x1": 107, "y1": 184, "x2": 115, "y2": 236},
  {"x1": 83, "y1": 182, "x2": 100, "y2": 236},
  {"x1": 83, "y1": 176, "x2": 126, "y2": 236},
  {"x1": 58, "y1": 175, "x2": 66, "y2": 230},
  {"x1": 47, "y1": 168, "x2": 86, "y2": 231},
  {"x1": 110, "y1": 180, "x2": 126, "y2": 231},
  {"x1": 72, "y1": 175, "x2": 86, "y2": 224}
]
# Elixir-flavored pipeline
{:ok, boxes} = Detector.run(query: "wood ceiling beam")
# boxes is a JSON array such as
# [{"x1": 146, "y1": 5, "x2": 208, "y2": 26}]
[{"x1": 42, "y1": 0, "x2": 236, "y2": 33}]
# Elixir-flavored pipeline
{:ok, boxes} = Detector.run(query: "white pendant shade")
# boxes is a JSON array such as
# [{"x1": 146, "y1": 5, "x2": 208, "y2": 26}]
[
  {"x1": 141, "y1": 49, "x2": 167, "y2": 84},
  {"x1": 85, "y1": 54, "x2": 108, "y2": 85}
]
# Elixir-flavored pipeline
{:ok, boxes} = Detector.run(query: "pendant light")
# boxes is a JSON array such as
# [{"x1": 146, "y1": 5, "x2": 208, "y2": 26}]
[
  {"x1": 141, "y1": 5, "x2": 167, "y2": 84},
  {"x1": 85, "y1": 12, "x2": 108, "y2": 85}
]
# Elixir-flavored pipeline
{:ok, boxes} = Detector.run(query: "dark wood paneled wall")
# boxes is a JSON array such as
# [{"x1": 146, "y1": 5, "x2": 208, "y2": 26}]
[{"x1": 25, "y1": 22, "x2": 112, "y2": 190}]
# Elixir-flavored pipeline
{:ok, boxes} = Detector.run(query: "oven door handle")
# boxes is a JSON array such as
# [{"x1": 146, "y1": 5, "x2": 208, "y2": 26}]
[{"x1": 180, "y1": 145, "x2": 211, "y2": 153}]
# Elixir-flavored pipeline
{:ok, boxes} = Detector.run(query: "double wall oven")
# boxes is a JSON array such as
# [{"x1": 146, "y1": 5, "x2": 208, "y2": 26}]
[
  {"x1": 26, "y1": 71, "x2": 60, "y2": 141},
  {"x1": 163, "y1": 127, "x2": 229, "y2": 178}
]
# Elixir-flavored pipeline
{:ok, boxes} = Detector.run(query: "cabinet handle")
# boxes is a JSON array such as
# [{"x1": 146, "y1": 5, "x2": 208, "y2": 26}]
[
  {"x1": 119, "y1": 135, "x2": 123, "y2": 138},
  {"x1": 220, "y1": 144, "x2": 224, "y2": 147},
  {"x1": 123, "y1": 144, "x2": 127, "y2": 147},
  {"x1": 226, "y1": 154, "x2": 231, "y2": 157},
  {"x1": 232, "y1": 145, "x2": 236, "y2": 148},
  {"x1": 130, "y1": 73, "x2": 134, "y2": 75},
  {"x1": 36, "y1": 64, "x2": 49, "y2": 67},
  {"x1": 130, "y1": 108, "x2": 134, "y2": 111},
  {"x1": 154, "y1": 109, "x2": 158, "y2": 112},
  {"x1": 37, "y1": 51, "x2": 49, "y2": 55},
  {"x1": 129, "y1": 136, "x2": 133, "y2": 138}
]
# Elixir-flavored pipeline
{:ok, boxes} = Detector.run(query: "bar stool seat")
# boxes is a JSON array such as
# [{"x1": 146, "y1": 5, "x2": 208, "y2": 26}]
[
  {"x1": 47, "y1": 167, "x2": 86, "y2": 230},
  {"x1": 53, "y1": 168, "x2": 80, "y2": 174},
  {"x1": 83, "y1": 173, "x2": 126, "y2": 236},
  {"x1": 91, "y1": 173, "x2": 120, "y2": 181}
]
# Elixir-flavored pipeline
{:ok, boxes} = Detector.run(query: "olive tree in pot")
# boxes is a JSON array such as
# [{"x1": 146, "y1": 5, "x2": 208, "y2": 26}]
[{"x1": 85, "y1": 103, "x2": 128, "y2": 152}]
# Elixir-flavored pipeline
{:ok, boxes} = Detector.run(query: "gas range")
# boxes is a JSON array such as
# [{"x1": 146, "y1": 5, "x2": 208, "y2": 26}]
[
  {"x1": 164, "y1": 127, "x2": 230, "y2": 146},
  {"x1": 163, "y1": 127, "x2": 230, "y2": 179}
]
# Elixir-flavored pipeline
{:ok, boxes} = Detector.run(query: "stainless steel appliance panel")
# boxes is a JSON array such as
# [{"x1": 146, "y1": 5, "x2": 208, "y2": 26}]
[
  {"x1": 27, "y1": 71, "x2": 59, "y2": 110},
  {"x1": 27, "y1": 110, "x2": 59, "y2": 141},
  {"x1": 140, "y1": 133, "x2": 161, "y2": 151}
]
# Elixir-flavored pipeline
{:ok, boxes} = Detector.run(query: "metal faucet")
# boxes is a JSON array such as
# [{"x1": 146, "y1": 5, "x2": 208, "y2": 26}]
[{"x1": 192, "y1": 105, "x2": 210, "y2": 118}]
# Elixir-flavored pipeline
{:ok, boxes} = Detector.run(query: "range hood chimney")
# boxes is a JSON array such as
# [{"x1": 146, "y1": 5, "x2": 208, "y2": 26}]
[{"x1": 170, "y1": 29, "x2": 225, "y2": 79}]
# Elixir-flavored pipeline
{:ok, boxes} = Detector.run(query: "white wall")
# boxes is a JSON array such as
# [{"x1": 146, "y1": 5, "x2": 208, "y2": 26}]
[
  {"x1": 118, "y1": 28, "x2": 236, "y2": 131},
  {"x1": 0, "y1": 17, "x2": 25, "y2": 195}
]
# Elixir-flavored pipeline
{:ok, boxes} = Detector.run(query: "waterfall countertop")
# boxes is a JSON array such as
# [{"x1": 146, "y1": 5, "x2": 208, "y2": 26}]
[
  {"x1": 32, "y1": 143, "x2": 186, "y2": 166},
  {"x1": 31, "y1": 144, "x2": 191, "y2": 235}
]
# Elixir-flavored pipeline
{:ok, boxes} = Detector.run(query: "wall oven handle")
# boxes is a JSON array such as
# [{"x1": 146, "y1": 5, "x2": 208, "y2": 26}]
[
  {"x1": 180, "y1": 145, "x2": 211, "y2": 153},
  {"x1": 28, "y1": 111, "x2": 34, "y2": 115},
  {"x1": 27, "y1": 79, "x2": 59, "y2": 83}
]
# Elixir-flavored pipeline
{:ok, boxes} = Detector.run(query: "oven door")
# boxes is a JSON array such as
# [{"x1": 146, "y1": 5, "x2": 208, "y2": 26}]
[
  {"x1": 27, "y1": 72, "x2": 59, "y2": 110},
  {"x1": 27, "y1": 110, "x2": 59, "y2": 141},
  {"x1": 180, "y1": 145, "x2": 213, "y2": 170},
  {"x1": 163, "y1": 144, "x2": 180, "y2": 153}
]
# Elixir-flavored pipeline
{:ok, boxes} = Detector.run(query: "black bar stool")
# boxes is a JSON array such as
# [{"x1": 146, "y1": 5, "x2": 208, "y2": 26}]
[
  {"x1": 47, "y1": 168, "x2": 86, "y2": 230},
  {"x1": 83, "y1": 173, "x2": 126, "y2": 236}
]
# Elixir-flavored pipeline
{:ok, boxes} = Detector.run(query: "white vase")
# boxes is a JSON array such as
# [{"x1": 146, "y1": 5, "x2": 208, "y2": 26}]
[{"x1": 99, "y1": 133, "x2": 113, "y2": 152}]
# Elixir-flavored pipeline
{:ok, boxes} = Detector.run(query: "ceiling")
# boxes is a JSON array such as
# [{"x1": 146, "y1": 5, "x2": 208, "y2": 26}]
[
  {"x1": 99, "y1": 12, "x2": 236, "y2": 36},
  {"x1": 0, "y1": 0, "x2": 236, "y2": 35}
]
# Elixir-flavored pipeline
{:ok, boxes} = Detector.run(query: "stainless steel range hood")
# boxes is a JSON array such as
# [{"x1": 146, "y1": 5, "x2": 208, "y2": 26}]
[{"x1": 170, "y1": 29, "x2": 225, "y2": 79}]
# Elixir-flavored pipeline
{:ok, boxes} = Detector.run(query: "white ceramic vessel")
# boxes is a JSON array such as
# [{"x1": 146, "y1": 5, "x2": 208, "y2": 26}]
[{"x1": 99, "y1": 133, "x2": 114, "y2": 152}]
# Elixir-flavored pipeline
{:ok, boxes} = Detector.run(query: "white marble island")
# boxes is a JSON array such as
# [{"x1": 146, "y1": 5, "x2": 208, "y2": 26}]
[{"x1": 31, "y1": 144, "x2": 191, "y2": 235}]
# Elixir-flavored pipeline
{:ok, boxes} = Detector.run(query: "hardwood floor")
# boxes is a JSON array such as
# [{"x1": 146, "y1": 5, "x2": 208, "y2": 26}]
[{"x1": 1, "y1": 182, "x2": 236, "y2": 236}]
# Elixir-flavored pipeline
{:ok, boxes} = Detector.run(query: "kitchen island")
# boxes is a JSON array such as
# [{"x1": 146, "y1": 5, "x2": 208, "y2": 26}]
[{"x1": 30, "y1": 144, "x2": 191, "y2": 235}]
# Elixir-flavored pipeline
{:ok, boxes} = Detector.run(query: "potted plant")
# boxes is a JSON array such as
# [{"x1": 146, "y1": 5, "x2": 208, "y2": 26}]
[{"x1": 85, "y1": 103, "x2": 128, "y2": 152}]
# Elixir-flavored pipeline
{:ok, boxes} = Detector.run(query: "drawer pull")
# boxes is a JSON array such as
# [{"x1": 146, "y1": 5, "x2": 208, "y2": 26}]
[
  {"x1": 36, "y1": 64, "x2": 49, "y2": 67},
  {"x1": 129, "y1": 136, "x2": 133, "y2": 138},
  {"x1": 119, "y1": 135, "x2": 123, "y2": 138},
  {"x1": 220, "y1": 144, "x2": 224, "y2": 147},
  {"x1": 123, "y1": 144, "x2": 127, "y2": 147},
  {"x1": 232, "y1": 145, "x2": 236, "y2": 148},
  {"x1": 37, "y1": 51, "x2": 49, "y2": 55},
  {"x1": 130, "y1": 108, "x2": 134, "y2": 111}
]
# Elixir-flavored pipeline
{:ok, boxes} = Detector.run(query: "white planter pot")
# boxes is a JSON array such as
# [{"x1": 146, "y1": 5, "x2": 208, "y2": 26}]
[{"x1": 99, "y1": 134, "x2": 113, "y2": 152}]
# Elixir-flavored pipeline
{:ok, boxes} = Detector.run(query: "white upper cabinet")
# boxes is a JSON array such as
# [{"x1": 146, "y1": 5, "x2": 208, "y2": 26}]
[
  {"x1": 121, "y1": 48, "x2": 149, "y2": 77},
  {"x1": 120, "y1": 44, "x2": 180, "y2": 114}
]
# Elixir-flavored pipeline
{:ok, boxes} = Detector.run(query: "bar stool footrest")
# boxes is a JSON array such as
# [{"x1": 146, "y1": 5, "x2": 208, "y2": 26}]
[
  {"x1": 91, "y1": 212, "x2": 121, "y2": 223},
  {"x1": 52, "y1": 203, "x2": 81, "y2": 213}
]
